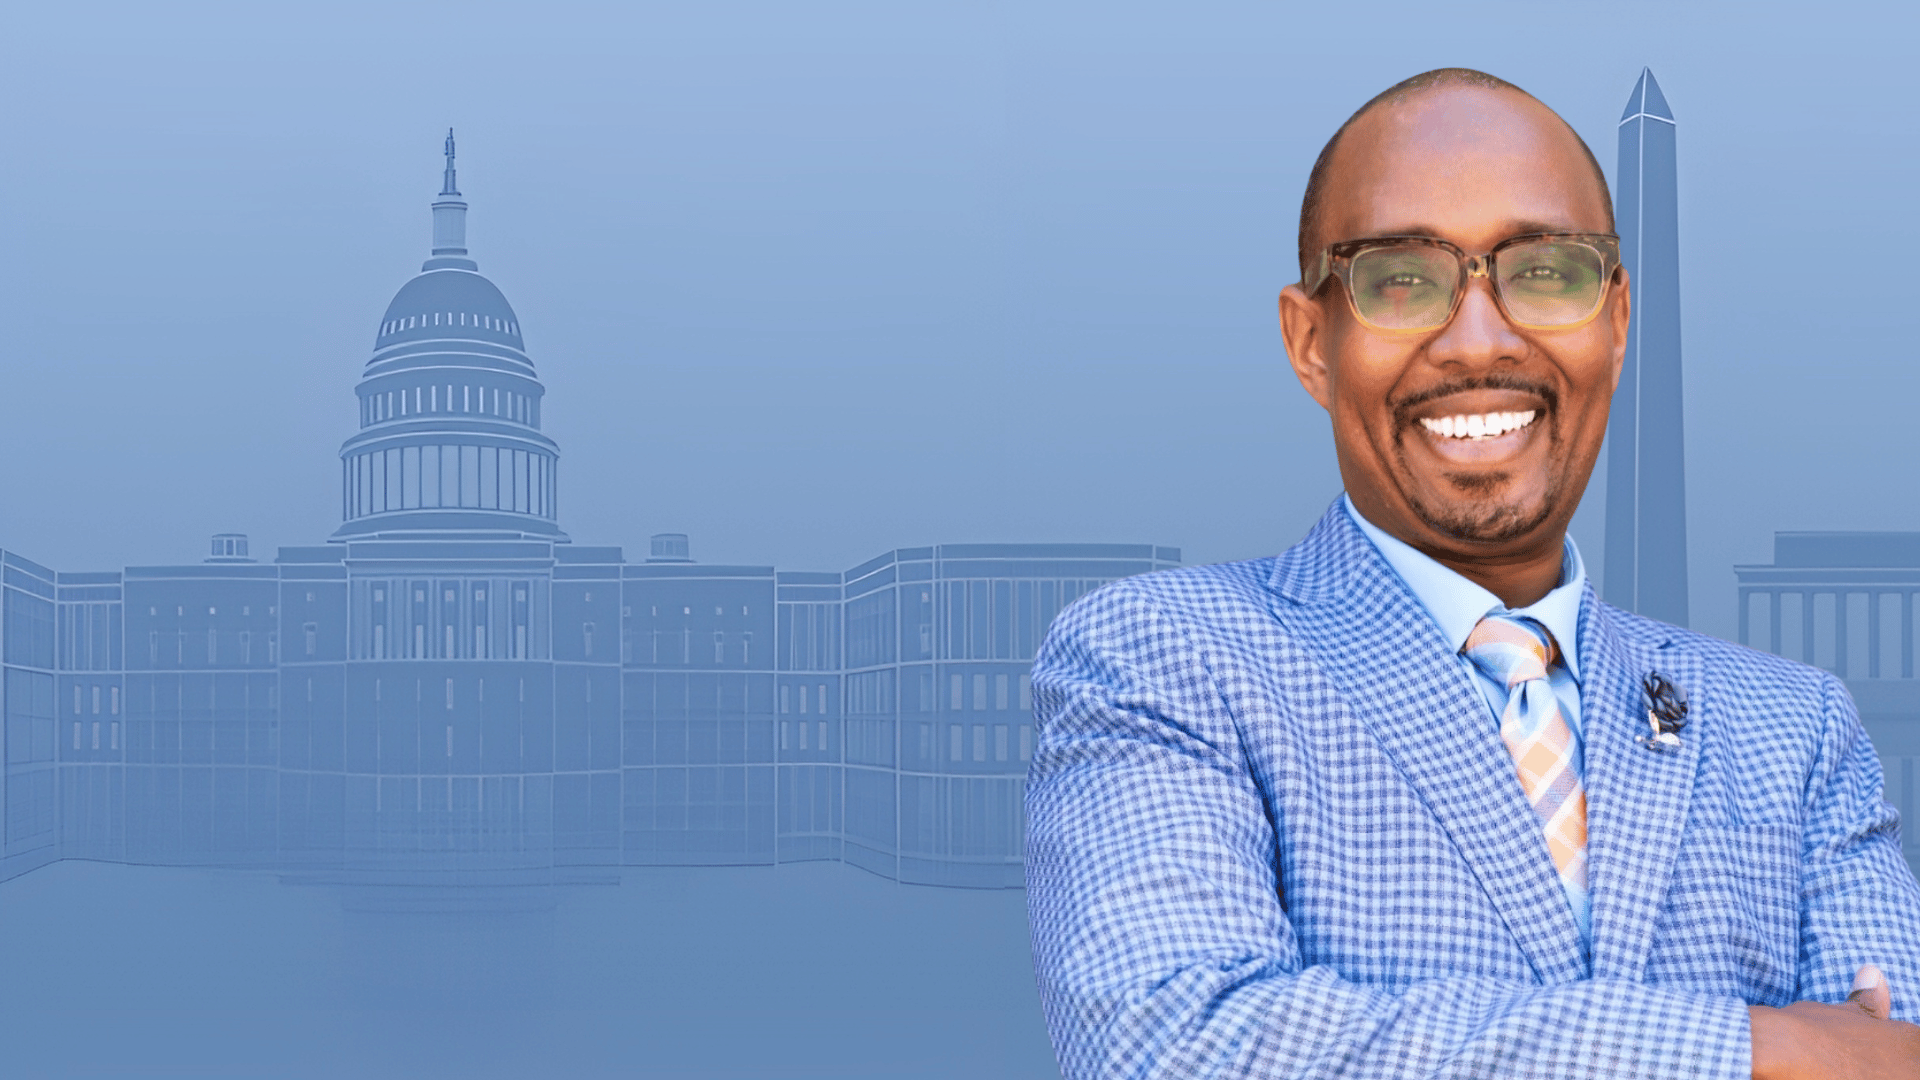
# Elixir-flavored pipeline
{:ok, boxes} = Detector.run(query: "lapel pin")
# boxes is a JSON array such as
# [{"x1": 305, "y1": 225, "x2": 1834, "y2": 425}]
[{"x1": 1639, "y1": 672, "x2": 1688, "y2": 750}]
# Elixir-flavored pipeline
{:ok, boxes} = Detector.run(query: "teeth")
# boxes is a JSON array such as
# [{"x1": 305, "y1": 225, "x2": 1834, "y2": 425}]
[{"x1": 1419, "y1": 410, "x2": 1537, "y2": 440}]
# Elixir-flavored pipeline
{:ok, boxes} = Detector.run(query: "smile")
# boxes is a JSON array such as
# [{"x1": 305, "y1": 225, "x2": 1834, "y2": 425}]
[{"x1": 1417, "y1": 410, "x2": 1538, "y2": 440}]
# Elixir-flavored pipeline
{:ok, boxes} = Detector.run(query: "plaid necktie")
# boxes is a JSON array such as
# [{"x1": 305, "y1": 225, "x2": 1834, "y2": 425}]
[{"x1": 1462, "y1": 614, "x2": 1589, "y2": 933}]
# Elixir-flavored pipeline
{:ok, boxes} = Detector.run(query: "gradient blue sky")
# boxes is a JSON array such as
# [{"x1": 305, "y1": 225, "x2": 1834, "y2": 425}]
[
  {"x1": 4, "y1": 4, "x2": 1915, "y2": 1076},
  {"x1": 1, "y1": 0, "x2": 1912, "y2": 657}
]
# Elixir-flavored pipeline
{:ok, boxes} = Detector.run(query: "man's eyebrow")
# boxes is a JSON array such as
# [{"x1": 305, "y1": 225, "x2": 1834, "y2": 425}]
[
  {"x1": 1355, "y1": 225, "x2": 1446, "y2": 240},
  {"x1": 1501, "y1": 219, "x2": 1590, "y2": 237},
  {"x1": 1356, "y1": 220, "x2": 1593, "y2": 243}
]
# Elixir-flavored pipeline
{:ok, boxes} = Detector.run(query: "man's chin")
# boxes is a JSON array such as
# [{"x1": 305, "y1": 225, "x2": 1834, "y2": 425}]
[{"x1": 1404, "y1": 490, "x2": 1555, "y2": 547}]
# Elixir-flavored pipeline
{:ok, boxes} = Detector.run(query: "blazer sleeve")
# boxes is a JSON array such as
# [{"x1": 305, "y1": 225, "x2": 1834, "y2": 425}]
[
  {"x1": 1794, "y1": 672, "x2": 1920, "y2": 1020},
  {"x1": 1025, "y1": 580, "x2": 1751, "y2": 1080}
]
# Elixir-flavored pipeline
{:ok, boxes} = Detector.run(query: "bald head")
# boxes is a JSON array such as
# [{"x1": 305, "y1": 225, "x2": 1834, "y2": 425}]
[
  {"x1": 1296, "y1": 69, "x2": 1613, "y2": 280},
  {"x1": 1276, "y1": 66, "x2": 1632, "y2": 607}
]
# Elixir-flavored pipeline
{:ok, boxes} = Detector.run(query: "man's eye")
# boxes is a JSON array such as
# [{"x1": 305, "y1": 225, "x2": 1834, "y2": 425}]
[
  {"x1": 1378, "y1": 273, "x2": 1430, "y2": 289},
  {"x1": 1510, "y1": 264, "x2": 1568, "y2": 282}
]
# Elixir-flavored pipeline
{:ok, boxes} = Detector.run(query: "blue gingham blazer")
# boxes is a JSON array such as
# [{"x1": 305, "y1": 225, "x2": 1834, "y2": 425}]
[{"x1": 1026, "y1": 500, "x2": 1920, "y2": 1080}]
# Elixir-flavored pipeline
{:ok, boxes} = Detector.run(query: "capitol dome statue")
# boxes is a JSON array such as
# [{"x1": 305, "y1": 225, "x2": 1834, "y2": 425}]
[{"x1": 334, "y1": 130, "x2": 564, "y2": 541}]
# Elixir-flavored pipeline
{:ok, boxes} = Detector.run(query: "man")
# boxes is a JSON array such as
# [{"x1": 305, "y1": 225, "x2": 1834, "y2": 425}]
[{"x1": 1025, "y1": 69, "x2": 1920, "y2": 1080}]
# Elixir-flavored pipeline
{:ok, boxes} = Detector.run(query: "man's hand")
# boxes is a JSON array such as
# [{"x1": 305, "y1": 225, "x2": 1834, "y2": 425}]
[{"x1": 1751, "y1": 965, "x2": 1920, "y2": 1080}]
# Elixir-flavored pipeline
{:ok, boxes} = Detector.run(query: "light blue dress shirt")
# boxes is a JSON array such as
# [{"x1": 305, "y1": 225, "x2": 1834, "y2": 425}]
[
  {"x1": 1344, "y1": 496, "x2": 1592, "y2": 939},
  {"x1": 1342, "y1": 496, "x2": 1586, "y2": 740}
]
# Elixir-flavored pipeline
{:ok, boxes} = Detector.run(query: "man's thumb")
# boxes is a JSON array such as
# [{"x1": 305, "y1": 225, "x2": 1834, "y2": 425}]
[{"x1": 1848, "y1": 964, "x2": 1891, "y2": 1019}]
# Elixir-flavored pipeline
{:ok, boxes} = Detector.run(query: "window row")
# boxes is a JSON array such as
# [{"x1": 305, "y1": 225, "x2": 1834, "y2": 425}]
[
  {"x1": 780, "y1": 683, "x2": 831, "y2": 715},
  {"x1": 363, "y1": 382, "x2": 536, "y2": 426},
  {"x1": 949, "y1": 672, "x2": 1032, "y2": 713},
  {"x1": 780, "y1": 603, "x2": 841, "y2": 671},
  {"x1": 918, "y1": 722, "x2": 1033, "y2": 764},
  {"x1": 72, "y1": 684, "x2": 121, "y2": 716},
  {"x1": 847, "y1": 669, "x2": 892, "y2": 716},
  {"x1": 142, "y1": 605, "x2": 274, "y2": 618},
  {"x1": 779, "y1": 720, "x2": 830, "y2": 752},
  {"x1": 842, "y1": 668, "x2": 1032, "y2": 716},
  {"x1": 381, "y1": 311, "x2": 518, "y2": 337},
  {"x1": 146, "y1": 629, "x2": 278, "y2": 667},
  {"x1": 122, "y1": 672, "x2": 279, "y2": 716},
  {"x1": 629, "y1": 629, "x2": 755, "y2": 667},
  {"x1": 627, "y1": 604, "x2": 755, "y2": 619},
  {"x1": 72, "y1": 720, "x2": 121, "y2": 752},
  {"x1": 347, "y1": 444, "x2": 555, "y2": 518},
  {"x1": 843, "y1": 579, "x2": 1110, "y2": 668},
  {"x1": 938, "y1": 579, "x2": 1104, "y2": 663},
  {"x1": 356, "y1": 580, "x2": 543, "y2": 661},
  {"x1": 60, "y1": 601, "x2": 121, "y2": 672}
]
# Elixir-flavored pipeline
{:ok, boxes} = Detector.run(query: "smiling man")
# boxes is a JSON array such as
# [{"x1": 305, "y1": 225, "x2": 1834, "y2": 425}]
[{"x1": 1025, "y1": 69, "x2": 1920, "y2": 1080}]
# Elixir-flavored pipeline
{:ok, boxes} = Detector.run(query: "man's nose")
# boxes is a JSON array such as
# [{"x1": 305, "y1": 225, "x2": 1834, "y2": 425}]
[{"x1": 1427, "y1": 276, "x2": 1526, "y2": 366}]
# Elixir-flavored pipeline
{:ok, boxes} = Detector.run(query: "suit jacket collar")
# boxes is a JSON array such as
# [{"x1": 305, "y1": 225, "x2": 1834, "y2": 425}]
[
  {"x1": 1265, "y1": 500, "x2": 1704, "y2": 984},
  {"x1": 1268, "y1": 500, "x2": 1590, "y2": 983},
  {"x1": 1268, "y1": 499, "x2": 1364, "y2": 608},
  {"x1": 1578, "y1": 591, "x2": 1702, "y2": 982}
]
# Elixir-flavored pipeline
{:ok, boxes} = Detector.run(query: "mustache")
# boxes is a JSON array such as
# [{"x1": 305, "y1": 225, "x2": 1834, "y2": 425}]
[{"x1": 1389, "y1": 373, "x2": 1559, "y2": 428}]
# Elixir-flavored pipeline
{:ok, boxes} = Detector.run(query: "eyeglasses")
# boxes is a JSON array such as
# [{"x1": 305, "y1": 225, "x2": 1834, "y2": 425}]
[{"x1": 1303, "y1": 232, "x2": 1621, "y2": 332}]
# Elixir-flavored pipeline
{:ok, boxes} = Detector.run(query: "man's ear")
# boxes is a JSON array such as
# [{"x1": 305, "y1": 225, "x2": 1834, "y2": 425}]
[
  {"x1": 1606, "y1": 268, "x2": 1631, "y2": 394},
  {"x1": 1279, "y1": 283, "x2": 1335, "y2": 412}
]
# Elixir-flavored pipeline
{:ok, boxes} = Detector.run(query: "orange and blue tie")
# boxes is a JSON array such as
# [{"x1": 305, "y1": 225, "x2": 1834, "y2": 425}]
[{"x1": 1462, "y1": 614, "x2": 1589, "y2": 933}]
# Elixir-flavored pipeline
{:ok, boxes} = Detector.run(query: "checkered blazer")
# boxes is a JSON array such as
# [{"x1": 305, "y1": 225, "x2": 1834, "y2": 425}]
[{"x1": 1026, "y1": 500, "x2": 1920, "y2": 1080}]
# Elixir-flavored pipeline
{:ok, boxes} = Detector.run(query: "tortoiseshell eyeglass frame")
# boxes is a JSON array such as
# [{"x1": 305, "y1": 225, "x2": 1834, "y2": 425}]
[{"x1": 1302, "y1": 232, "x2": 1623, "y2": 333}]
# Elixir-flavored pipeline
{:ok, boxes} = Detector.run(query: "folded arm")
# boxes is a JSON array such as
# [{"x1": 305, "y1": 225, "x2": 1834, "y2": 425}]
[
  {"x1": 1790, "y1": 672, "x2": 1920, "y2": 1019},
  {"x1": 1025, "y1": 582, "x2": 1750, "y2": 1080},
  {"x1": 1741, "y1": 673, "x2": 1920, "y2": 1079}
]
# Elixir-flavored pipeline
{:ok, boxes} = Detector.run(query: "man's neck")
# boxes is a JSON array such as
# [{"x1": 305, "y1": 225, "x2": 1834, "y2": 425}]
[
  {"x1": 1343, "y1": 492, "x2": 1574, "y2": 609},
  {"x1": 1421, "y1": 542, "x2": 1566, "y2": 610}
]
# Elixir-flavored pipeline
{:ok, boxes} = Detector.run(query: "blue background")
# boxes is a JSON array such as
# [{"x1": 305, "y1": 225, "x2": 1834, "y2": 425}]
[{"x1": 1, "y1": 1, "x2": 1913, "y2": 1076}]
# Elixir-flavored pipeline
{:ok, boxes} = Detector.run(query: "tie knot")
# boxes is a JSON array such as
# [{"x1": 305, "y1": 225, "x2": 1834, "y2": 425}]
[{"x1": 1462, "y1": 614, "x2": 1558, "y2": 688}]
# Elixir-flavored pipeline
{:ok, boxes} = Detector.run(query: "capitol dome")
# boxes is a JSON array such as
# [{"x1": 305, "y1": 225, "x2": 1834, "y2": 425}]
[
  {"x1": 374, "y1": 269, "x2": 524, "y2": 352},
  {"x1": 333, "y1": 131, "x2": 565, "y2": 541}
]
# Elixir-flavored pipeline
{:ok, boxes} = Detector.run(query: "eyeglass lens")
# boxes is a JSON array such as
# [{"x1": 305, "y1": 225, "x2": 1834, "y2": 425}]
[{"x1": 1347, "y1": 240, "x2": 1608, "y2": 330}]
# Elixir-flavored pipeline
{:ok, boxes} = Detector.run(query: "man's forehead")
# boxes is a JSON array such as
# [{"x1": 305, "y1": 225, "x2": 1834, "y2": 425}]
[{"x1": 1319, "y1": 87, "x2": 1610, "y2": 244}]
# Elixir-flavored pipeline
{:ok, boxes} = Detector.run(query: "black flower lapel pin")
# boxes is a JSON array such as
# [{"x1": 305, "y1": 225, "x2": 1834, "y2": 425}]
[{"x1": 1638, "y1": 672, "x2": 1689, "y2": 750}]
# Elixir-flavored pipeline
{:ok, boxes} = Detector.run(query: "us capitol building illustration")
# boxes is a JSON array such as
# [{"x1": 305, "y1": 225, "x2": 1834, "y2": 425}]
[
  {"x1": 11, "y1": 74, "x2": 1920, "y2": 889},
  {"x1": 0, "y1": 134, "x2": 1178, "y2": 887}
]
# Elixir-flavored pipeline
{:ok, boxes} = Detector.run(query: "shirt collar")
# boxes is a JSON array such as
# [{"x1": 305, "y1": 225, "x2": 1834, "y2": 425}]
[{"x1": 1342, "y1": 494, "x2": 1586, "y2": 680}]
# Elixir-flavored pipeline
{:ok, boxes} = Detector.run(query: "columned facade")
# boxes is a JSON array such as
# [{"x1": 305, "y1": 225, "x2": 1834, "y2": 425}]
[{"x1": 0, "y1": 134, "x2": 1178, "y2": 887}]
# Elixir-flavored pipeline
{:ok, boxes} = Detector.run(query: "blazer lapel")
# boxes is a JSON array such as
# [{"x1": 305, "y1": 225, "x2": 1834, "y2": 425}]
[
  {"x1": 1268, "y1": 504, "x2": 1588, "y2": 984},
  {"x1": 1580, "y1": 595, "x2": 1702, "y2": 981}
]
